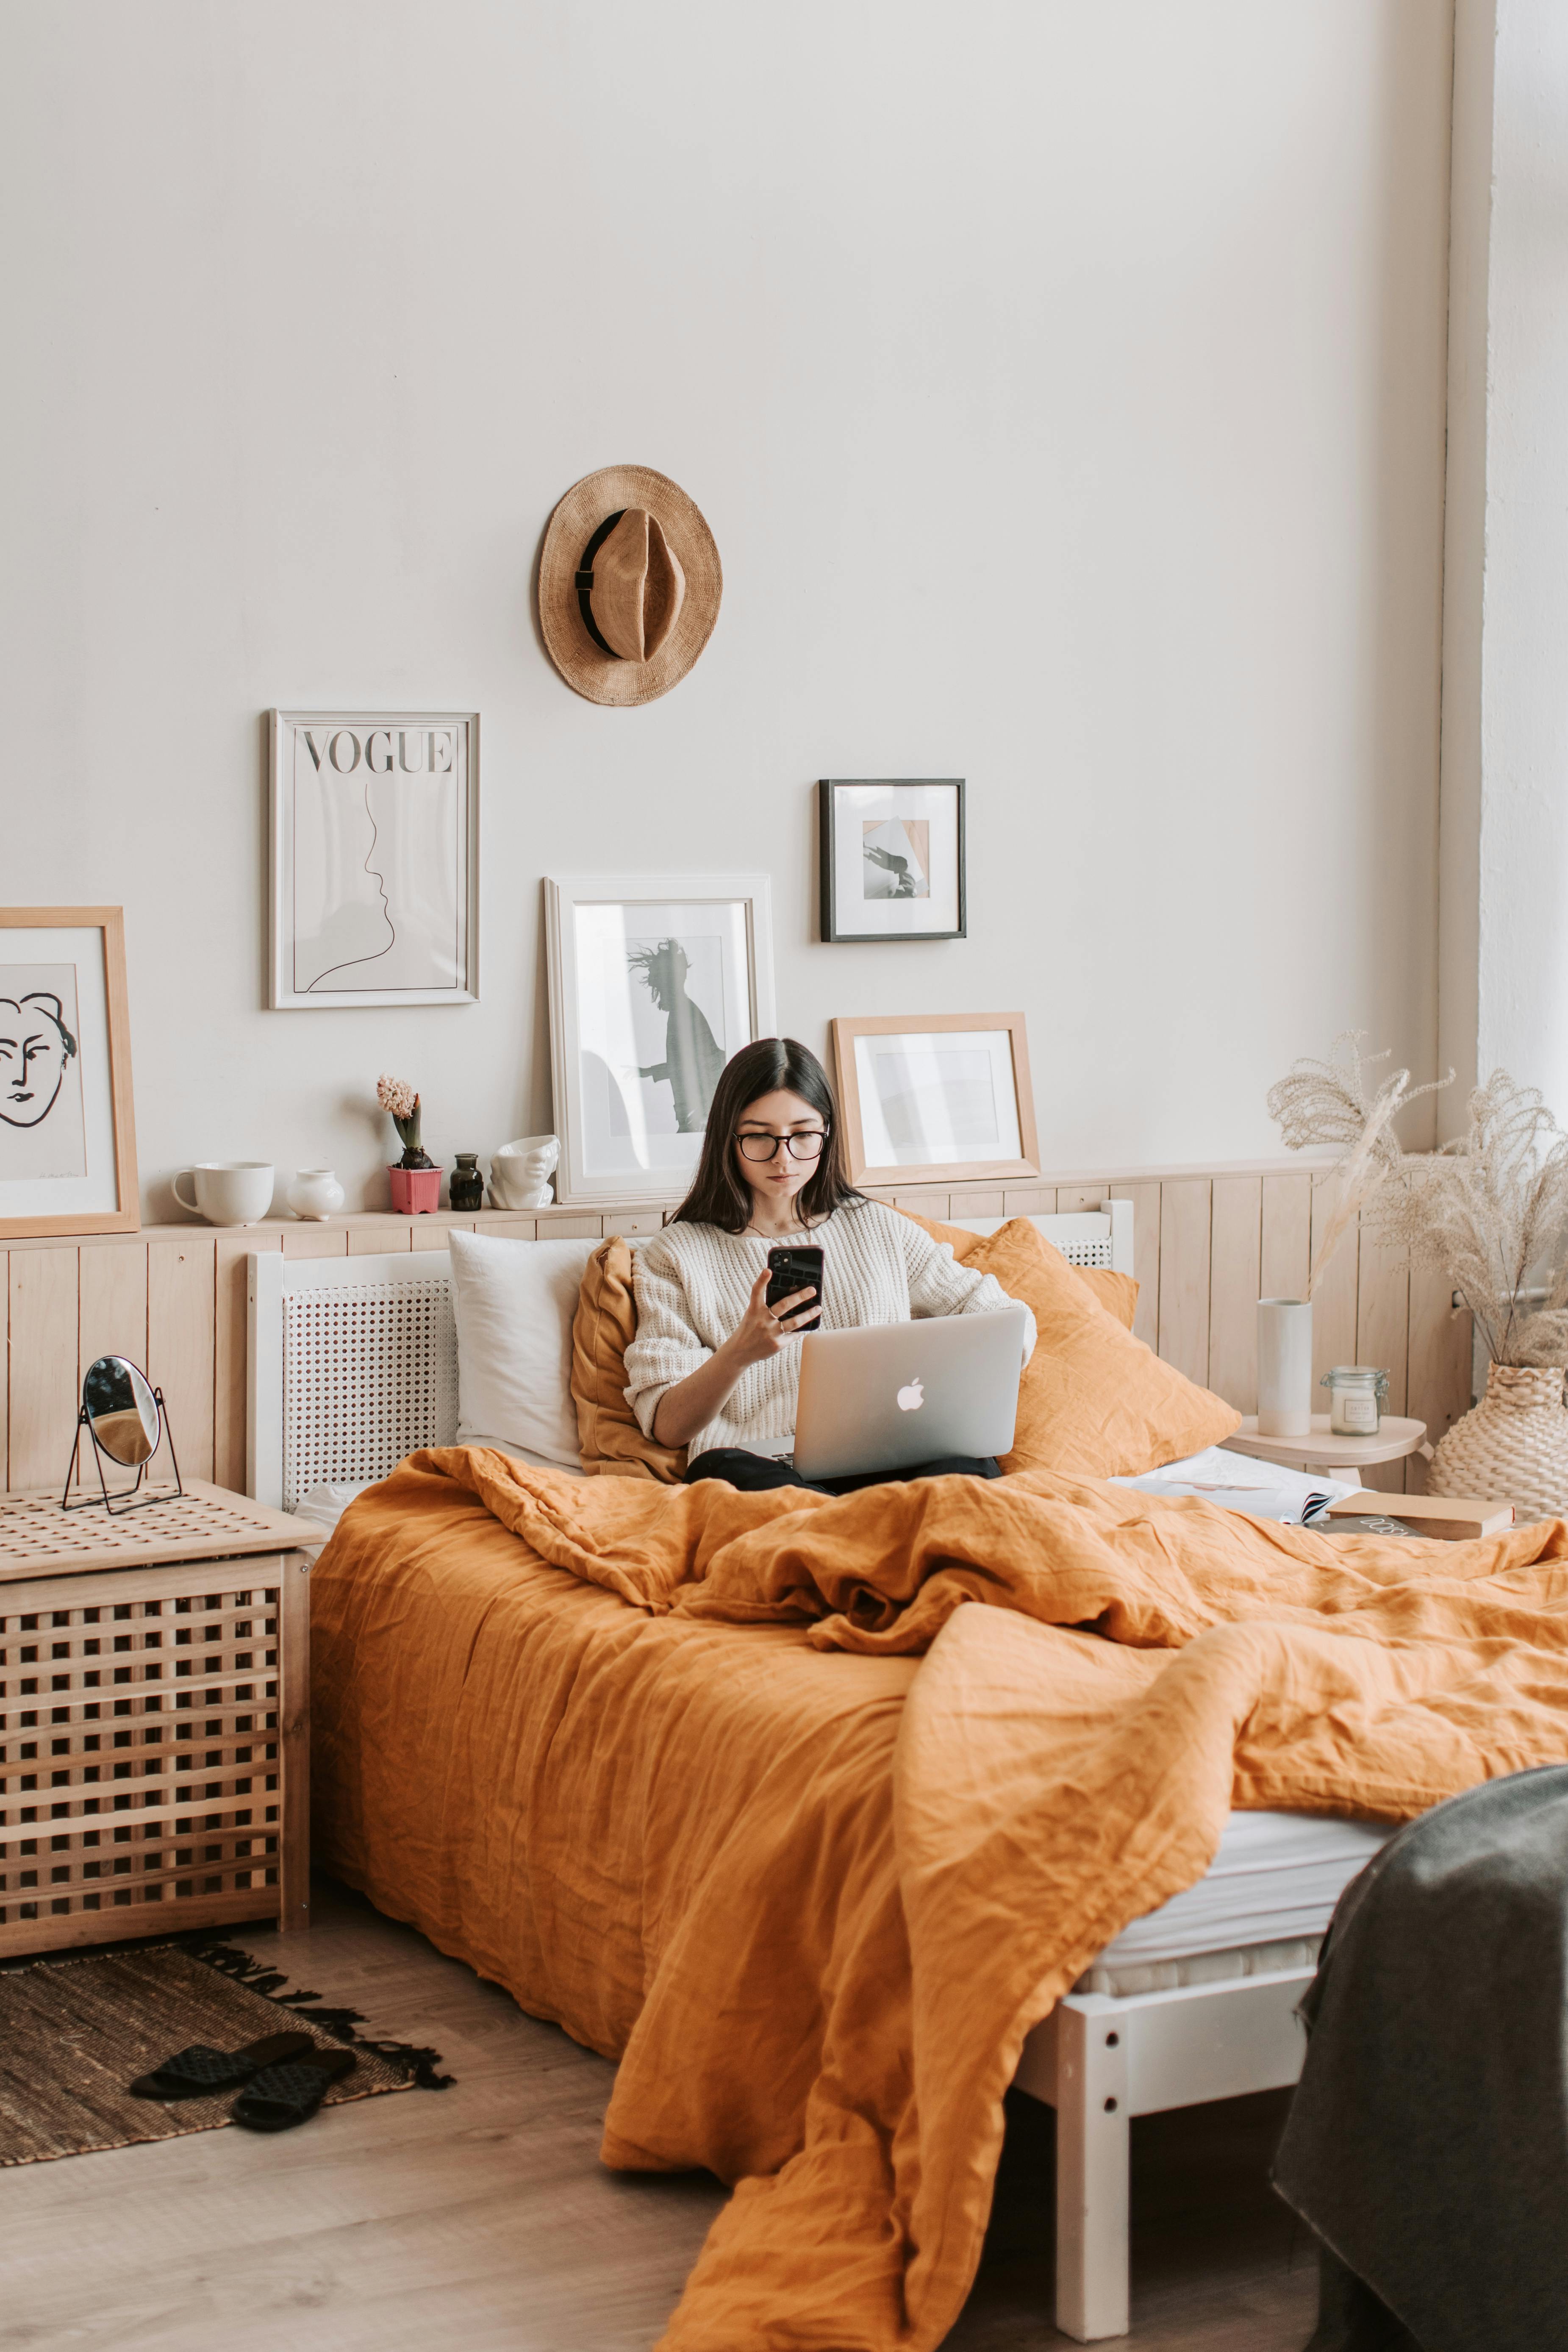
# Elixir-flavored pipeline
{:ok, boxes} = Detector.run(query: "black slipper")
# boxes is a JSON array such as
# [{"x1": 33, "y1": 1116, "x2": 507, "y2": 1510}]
[
  {"x1": 231, "y1": 2044, "x2": 357, "y2": 2131},
  {"x1": 129, "y1": 2029, "x2": 317, "y2": 2101}
]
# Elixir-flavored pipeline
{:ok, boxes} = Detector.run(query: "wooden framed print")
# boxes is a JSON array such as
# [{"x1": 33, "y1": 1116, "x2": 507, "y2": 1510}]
[
  {"x1": 830, "y1": 1011, "x2": 1038, "y2": 1188},
  {"x1": 269, "y1": 710, "x2": 479, "y2": 1007},
  {"x1": 818, "y1": 778, "x2": 966, "y2": 942},
  {"x1": 546, "y1": 872, "x2": 777, "y2": 1207},
  {"x1": 0, "y1": 906, "x2": 139, "y2": 1238}
]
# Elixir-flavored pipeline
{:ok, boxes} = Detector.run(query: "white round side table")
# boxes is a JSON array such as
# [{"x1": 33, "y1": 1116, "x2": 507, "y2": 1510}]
[{"x1": 1225, "y1": 1413, "x2": 1428, "y2": 1487}]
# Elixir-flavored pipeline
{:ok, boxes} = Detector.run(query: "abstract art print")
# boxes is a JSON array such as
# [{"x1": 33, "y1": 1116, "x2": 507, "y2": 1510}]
[
  {"x1": 269, "y1": 711, "x2": 479, "y2": 1008},
  {"x1": 819, "y1": 779, "x2": 965, "y2": 942},
  {"x1": 829, "y1": 1011, "x2": 1038, "y2": 1188},
  {"x1": 0, "y1": 908, "x2": 139, "y2": 1239},
  {"x1": 545, "y1": 874, "x2": 776, "y2": 1206}
]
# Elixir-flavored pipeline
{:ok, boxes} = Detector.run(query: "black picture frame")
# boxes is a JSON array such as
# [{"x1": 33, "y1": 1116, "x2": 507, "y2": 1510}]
[{"x1": 817, "y1": 778, "x2": 967, "y2": 944}]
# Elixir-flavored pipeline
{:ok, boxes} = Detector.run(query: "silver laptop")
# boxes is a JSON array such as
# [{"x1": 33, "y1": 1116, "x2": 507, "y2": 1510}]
[{"x1": 791, "y1": 1308, "x2": 1030, "y2": 1481}]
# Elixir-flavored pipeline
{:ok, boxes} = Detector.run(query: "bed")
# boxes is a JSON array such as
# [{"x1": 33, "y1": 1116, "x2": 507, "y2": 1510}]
[{"x1": 246, "y1": 1219, "x2": 1557, "y2": 2346}]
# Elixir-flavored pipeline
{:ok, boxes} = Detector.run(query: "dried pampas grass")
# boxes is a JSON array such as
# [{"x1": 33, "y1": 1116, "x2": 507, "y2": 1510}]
[
  {"x1": 1371, "y1": 1073, "x2": 1568, "y2": 1366},
  {"x1": 1265, "y1": 1036, "x2": 1450, "y2": 1301},
  {"x1": 1267, "y1": 1039, "x2": 1568, "y2": 1365}
]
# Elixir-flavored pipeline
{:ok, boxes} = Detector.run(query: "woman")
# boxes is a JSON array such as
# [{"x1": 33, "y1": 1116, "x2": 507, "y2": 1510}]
[{"x1": 624, "y1": 1036, "x2": 1035, "y2": 1493}]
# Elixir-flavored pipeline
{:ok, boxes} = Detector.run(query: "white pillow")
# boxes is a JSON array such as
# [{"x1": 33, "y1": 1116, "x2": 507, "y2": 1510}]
[{"x1": 447, "y1": 1230, "x2": 600, "y2": 1469}]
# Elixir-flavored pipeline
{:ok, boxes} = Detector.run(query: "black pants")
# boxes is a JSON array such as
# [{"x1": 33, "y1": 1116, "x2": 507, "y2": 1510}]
[{"x1": 683, "y1": 1447, "x2": 1002, "y2": 1498}]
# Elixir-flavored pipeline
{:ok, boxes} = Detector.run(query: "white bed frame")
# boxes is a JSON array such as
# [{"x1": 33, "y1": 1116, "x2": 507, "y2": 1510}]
[{"x1": 247, "y1": 1199, "x2": 1316, "y2": 2343}]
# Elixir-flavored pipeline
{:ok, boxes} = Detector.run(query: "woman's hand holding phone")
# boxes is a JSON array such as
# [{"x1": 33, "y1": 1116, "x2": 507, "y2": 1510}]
[{"x1": 726, "y1": 1266, "x2": 819, "y2": 1369}]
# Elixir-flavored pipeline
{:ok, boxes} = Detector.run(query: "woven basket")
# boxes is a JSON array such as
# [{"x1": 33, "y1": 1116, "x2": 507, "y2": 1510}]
[{"x1": 1428, "y1": 1363, "x2": 1568, "y2": 1524}]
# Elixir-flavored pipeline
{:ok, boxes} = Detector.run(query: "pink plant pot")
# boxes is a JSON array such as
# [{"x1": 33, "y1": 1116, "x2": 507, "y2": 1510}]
[{"x1": 389, "y1": 1165, "x2": 441, "y2": 1215}]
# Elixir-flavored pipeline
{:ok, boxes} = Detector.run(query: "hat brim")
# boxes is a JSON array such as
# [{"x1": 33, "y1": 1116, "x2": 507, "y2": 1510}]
[{"x1": 538, "y1": 465, "x2": 722, "y2": 706}]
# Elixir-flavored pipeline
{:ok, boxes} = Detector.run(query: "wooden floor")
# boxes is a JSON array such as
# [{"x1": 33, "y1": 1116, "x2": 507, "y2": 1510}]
[{"x1": 3, "y1": 1880, "x2": 1318, "y2": 2352}]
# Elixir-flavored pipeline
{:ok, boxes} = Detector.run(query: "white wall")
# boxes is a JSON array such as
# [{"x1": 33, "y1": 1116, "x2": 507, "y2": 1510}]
[
  {"x1": 0, "y1": 1, "x2": 1454, "y2": 1214},
  {"x1": 1442, "y1": 0, "x2": 1568, "y2": 1125}
]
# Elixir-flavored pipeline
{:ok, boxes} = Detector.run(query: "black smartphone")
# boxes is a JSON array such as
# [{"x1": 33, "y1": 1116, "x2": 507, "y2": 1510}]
[{"x1": 766, "y1": 1244, "x2": 824, "y2": 1333}]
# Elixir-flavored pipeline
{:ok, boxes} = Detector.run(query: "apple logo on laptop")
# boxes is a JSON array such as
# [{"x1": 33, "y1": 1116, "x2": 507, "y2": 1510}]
[{"x1": 896, "y1": 1377, "x2": 924, "y2": 1413}]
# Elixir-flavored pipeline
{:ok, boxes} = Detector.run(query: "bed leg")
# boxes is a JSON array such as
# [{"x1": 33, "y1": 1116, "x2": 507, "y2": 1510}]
[{"x1": 1054, "y1": 1999, "x2": 1130, "y2": 2341}]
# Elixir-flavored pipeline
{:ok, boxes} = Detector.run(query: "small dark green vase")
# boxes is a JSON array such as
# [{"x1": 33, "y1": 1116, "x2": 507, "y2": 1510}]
[{"x1": 450, "y1": 1153, "x2": 484, "y2": 1212}]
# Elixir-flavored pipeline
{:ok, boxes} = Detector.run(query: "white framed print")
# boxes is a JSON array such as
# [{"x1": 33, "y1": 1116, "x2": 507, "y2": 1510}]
[
  {"x1": 0, "y1": 906, "x2": 139, "y2": 1239},
  {"x1": 818, "y1": 778, "x2": 966, "y2": 942},
  {"x1": 545, "y1": 873, "x2": 777, "y2": 1207},
  {"x1": 830, "y1": 1011, "x2": 1039, "y2": 1188},
  {"x1": 269, "y1": 711, "x2": 479, "y2": 1008}
]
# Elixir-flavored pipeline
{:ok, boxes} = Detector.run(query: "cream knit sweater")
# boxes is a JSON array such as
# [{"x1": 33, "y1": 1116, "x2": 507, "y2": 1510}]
[{"x1": 624, "y1": 1198, "x2": 1037, "y2": 1461}]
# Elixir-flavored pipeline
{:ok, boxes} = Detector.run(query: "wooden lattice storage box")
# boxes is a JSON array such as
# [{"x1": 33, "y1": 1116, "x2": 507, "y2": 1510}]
[{"x1": 0, "y1": 1482, "x2": 324, "y2": 1959}]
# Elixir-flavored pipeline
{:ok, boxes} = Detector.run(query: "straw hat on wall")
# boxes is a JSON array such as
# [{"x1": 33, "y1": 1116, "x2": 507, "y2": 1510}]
[{"x1": 538, "y1": 464, "x2": 722, "y2": 706}]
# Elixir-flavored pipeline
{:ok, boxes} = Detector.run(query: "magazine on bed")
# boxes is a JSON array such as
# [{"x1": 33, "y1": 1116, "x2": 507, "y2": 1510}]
[{"x1": 1112, "y1": 1444, "x2": 1357, "y2": 1526}]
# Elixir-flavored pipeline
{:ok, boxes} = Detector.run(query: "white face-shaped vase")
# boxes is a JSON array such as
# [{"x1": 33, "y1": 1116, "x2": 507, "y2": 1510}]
[{"x1": 491, "y1": 1134, "x2": 560, "y2": 1209}]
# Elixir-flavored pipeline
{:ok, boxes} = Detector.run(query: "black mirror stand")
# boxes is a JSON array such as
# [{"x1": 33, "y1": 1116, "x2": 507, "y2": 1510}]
[{"x1": 60, "y1": 1392, "x2": 185, "y2": 1516}]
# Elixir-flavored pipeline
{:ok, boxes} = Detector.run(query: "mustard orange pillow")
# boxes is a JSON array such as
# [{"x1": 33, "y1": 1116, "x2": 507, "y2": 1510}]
[
  {"x1": 895, "y1": 1207, "x2": 1140, "y2": 1331},
  {"x1": 571, "y1": 1238, "x2": 686, "y2": 1482},
  {"x1": 910, "y1": 1214, "x2": 1238, "y2": 1478}
]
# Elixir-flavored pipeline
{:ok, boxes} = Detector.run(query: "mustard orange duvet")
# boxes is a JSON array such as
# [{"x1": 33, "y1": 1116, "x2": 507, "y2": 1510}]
[{"x1": 311, "y1": 1450, "x2": 1568, "y2": 2349}]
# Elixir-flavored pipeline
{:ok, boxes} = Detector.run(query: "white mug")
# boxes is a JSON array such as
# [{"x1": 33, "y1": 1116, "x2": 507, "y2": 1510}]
[{"x1": 173, "y1": 1161, "x2": 275, "y2": 1227}]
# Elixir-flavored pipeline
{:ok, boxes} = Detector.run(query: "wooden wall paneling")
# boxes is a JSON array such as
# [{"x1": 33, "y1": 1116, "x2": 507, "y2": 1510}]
[
  {"x1": 214, "y1": 1232, "x2": 281, "y2": 1493},
  {"x1": 1109, "y1": 1183, "x2": 1160, "y2": 1350},
  {"x1": 1207, "y1": 1177, "x2": 1262, "y2": 1411},
  {"x1": 1002, "y1": 1186, "x2": 1060, "y2": 1216},
  {"x1": 148, "y1": 1237, "x2": 216, "y2": 1482},
  {"x1": 75, "y1": 1241, "x2": 150, "y2": 1488},
  {"x1": 350, "y1": 1224, "x2": 412, "y2": 1254},
  {"x1": 947, "y1": 1188, "x2": 1006, "y2": 1216},
  {"x1": 1157, "y1": 1180, "x2": 1212, "y2": 1386},
  {"x1": 524, "y1": 1215, "x2": 599, "y2": 1241},
  {"x1": 9, "y1": 1245, "x2": 78, "y2": 1490},
  {"x1": 1259, "y1": 1172, "x2": 1312, "y2": 1301},
  {"x1": 414, "y1": 1221, "x2": 469, "y2": 1250},
  {"x1": 1405, "y1": 1264, "x2": 1475, "y2": 1494},
  {"x1": 78, "y1": 1241, "x2": 148, "y2": 1383},
  {"x1": 282, "y1": 1225, "x2": 350, "y2": 1259},
  {"x1": 1353, "y1": 1225, "x2": 1412, "y2": 1494},
  {"x1": 1057, "y1": 1185, "x2": 1106, "y2": 1213},
  {"x1": 1307, "y1": 1176, "x2": 1359, "y2": 1389}
]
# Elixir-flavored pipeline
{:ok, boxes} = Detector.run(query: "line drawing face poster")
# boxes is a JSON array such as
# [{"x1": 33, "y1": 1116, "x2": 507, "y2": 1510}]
[
  {"x1": 272, "y1": 714, "x2": 477, "y2": 1007},
  {"x1": 0, "y1": 963, "x2": 87, "y2": 1179}
]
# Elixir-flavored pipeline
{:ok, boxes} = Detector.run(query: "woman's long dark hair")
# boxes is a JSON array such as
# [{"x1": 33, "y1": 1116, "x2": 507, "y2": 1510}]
[{"x1": 672, "y1": 1037, "x2": 863, "y2": 1234}]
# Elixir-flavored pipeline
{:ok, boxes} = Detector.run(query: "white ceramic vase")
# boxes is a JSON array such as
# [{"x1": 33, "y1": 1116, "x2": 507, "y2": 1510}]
[
  {"x1": 288, "y1": 1167, "x2": 345, "y2": 1222},
  {"x1": 1257, "y1": 1298, "x2": 1313, "y2": 1437}
]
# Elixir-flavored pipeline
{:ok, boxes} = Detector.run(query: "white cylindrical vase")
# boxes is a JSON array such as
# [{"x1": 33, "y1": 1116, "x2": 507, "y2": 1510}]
[{"x1": 1257, "y1": 1299, "x2": 1313, "y2": 1437}]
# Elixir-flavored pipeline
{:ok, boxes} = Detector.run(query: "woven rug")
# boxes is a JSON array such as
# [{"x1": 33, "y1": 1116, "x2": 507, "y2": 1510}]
[{"x1": 0, "y1": 1939, "x2": 451, "y2": 2166}]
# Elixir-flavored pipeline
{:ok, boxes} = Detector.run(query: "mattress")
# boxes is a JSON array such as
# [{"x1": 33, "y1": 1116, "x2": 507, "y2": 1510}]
[
  {"x1": 1077, "y1": 1808, "x2": 1391, "y2": 1996},
  {"x1": 294, "y1": 1437, "x2": 585, "y2": 1530}
]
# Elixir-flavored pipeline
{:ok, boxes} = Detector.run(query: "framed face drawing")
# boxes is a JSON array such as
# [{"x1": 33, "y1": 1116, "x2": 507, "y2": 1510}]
[
  {"x1": 818, "y1": 779, "x2": 966, "y2": 942},
  {"x1": 545, "y1": 874, "x2": 776, "y2": 1206},
  {"x1": 0, "y1": 907, "x2": 139, "y2": 1239},
  {"x1": 269, "y1": 711, "x2": 479, "y2": 1008},
  {"x1": 830, "y1": 1011, "x2": 1039, "y2": 1188}
]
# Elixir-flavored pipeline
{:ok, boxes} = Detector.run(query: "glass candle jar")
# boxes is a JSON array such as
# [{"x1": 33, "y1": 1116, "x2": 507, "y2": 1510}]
[{"x1": 1319, "y1": 1365, "x2": 1390, "y2": 1438}]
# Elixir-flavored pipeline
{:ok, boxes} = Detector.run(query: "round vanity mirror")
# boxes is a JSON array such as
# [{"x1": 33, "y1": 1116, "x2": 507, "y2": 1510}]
[{"x1": 81, "y1": 1355, "x2": 161, "y2": 1466}]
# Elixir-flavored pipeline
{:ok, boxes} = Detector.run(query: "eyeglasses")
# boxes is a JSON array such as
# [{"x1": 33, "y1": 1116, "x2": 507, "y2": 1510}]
[{"x1": 736, "y1": 1129, "x2": 827, "y2": 1163}]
